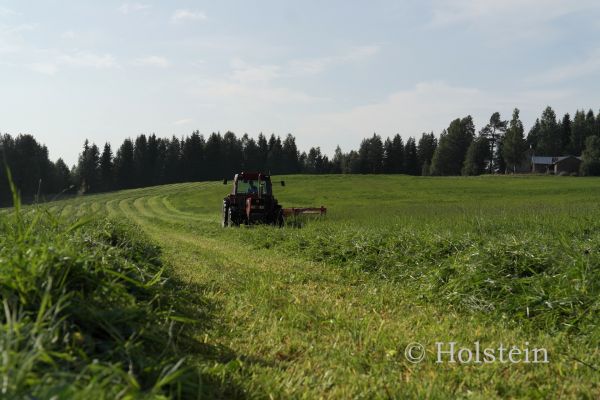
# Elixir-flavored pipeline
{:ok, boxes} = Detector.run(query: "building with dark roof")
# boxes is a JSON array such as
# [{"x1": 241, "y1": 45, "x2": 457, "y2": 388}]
[{"x1": 531, "y1": 155, "x2": 582, "y2": 175}]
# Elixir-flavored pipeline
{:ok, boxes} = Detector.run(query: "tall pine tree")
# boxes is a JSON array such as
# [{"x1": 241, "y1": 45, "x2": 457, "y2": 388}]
[
  {"x1": 480, "y1": 112, "x2": 507, "y2": 172},
  {"x1": 502, "y1": 108, "x2": 527, "y2": 173}
]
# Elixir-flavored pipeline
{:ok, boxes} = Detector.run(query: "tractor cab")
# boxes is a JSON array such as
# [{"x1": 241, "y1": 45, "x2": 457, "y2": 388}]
[
  {"x1": 231, "y1": 172, "x2": 273, "y2": 197},
  {"x1": 222, "y1": 172, "x2": 284, "y2": 227}
]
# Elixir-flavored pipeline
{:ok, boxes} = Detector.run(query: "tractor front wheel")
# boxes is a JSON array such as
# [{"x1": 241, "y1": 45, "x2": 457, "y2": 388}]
[{"x1": 222, "y1": 204, "x2": 229, "y2": 227}]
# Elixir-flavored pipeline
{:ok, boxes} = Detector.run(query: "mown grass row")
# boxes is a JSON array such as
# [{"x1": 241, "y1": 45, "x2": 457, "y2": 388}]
[
  {"x1": 234, "y1": 219, "x2": 600, "y2": 341},
  {"x1": 0, "y1": 196, "x2": 206, "y2": 398}
]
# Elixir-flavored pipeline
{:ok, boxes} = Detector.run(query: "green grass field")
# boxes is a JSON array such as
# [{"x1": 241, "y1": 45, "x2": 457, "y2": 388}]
[{"x1": 4, "y1": 175, "x2": 600, "y2": 398}]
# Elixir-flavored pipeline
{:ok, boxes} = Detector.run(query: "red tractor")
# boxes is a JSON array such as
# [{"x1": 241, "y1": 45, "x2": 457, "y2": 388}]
[{"x1": 222, "y1": 172, "x2": 326, "y2": 227}]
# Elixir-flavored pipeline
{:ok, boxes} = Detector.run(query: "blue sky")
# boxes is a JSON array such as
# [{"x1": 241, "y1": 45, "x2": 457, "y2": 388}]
[{"x1": 1, "y1": 1, "x2": 599, "y2": 165}]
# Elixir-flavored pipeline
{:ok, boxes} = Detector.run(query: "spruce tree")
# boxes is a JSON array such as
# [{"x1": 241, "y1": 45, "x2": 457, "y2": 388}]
[
  {"x1": 164, "y1": 136, "x2": 182, "y2": 183},
  {"x1": 536, "y1": 107, "x2": 561, "y2": 155},
  {"x1": 358, "y1": 134, "x2": 384, "y2": 173},
  {"x1": 257, "y1": 133, "x2": 269, "y2": 170},
  {"x1": 580, "y1": 135, "x2": 600, "y2": 176},
  {"x1": 133, "y1": 134, "x2": 148, "y2": 187},
  {"x1": 99, "y1": 143, "x2": 114, "y2": 191},
  {"x1": 52, "y1": 158, "x2": 72, "y2": 193},
  {"x1": 570, "y1": 110, "x2": 587, "y2": 154},
  {"x1": 282, "y1": 134, "x2": 300, "y2": 173},
  {"x1": 182, "y1": 131, "x2": 206, "y2": 181},
  {"x1": 241, "y1": 134, "x2": 260, "y2": 171},
  {"x1": 560, "y1": 113, "x2": 572, "y2": 154},
  {"x1": 390, "y1": 134, "x2": 404, "y2": 173},
  {"x1": 417, "y1": 132, "x2": 437, "y2": 174},
  {"x1": 266, "y1": 135, "x2": 284, "y2": 174},
  {"x1": 222, "y1": 131, "x2": 242, "y2": 177},
  {"x1": 114, "y1": 138, "x2": 135, "y2": 189},
  {"x1": 331, "y1": 146, "x2": 344, "y2": 173},
  {"x1": 156, "y1": 138, "x2": 167, "y2": 184},
  {"x1": 146, "y1": 134, "x2": 160, "y2": 186},
  {"x1": 403, "y1": 137, "x2": 419, "y2": 175},
  {"x1": 84, "y1": 143, "x2": 101, "y2": 193},
  {"x1": 382, "y1": 138, "x2": 394, "y2": 173}
]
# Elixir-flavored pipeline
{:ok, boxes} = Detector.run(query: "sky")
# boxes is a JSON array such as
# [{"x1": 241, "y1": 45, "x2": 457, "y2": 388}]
[{"x1": 1, "y1": 0, "x2": 599, "y2": 166}]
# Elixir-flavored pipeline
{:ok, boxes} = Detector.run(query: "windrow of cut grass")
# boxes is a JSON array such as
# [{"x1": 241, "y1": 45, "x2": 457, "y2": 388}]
[
  {"x1": 0, "y1": 203, "x2": 205, "y2": 398},
  {"x1": 235, "y1": 221, "x2": 600, "y2": 338}
]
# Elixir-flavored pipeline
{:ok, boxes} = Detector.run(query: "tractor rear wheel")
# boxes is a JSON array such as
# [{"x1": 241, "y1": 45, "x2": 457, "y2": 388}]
[{"x1": 229, "y1": 207, "x2": 239, "y2": 227}]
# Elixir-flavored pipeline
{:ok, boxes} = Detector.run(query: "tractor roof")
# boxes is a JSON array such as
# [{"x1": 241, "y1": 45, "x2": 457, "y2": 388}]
[{"x1": 236, "y1": 172, "x2": 270, "y2": 180}]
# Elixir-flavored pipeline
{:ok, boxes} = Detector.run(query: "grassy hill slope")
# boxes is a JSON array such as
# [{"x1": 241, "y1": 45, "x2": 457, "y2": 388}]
[{"x1": 16, "y1": 175, "x2": 600, "y2": 398}]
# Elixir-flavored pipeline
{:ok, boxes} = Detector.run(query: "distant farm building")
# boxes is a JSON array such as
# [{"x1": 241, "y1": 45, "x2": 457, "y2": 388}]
[{"x1": 531, "y1": 156, "x2": 582, "y2": 175}]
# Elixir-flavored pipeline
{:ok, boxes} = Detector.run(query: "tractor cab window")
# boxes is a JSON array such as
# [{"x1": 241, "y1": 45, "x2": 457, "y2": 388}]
[
  {"x1": 259, "y1": 180, "x2": 272, "y2": 196},
  {"x1": 236, "y1": 180, "x2": 259, "y2": 195}
]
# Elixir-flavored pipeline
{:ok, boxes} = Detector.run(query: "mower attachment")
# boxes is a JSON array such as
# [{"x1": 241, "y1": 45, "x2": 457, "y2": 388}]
[{"x1": 282, "y1": 206, "x2": 327, "y2": 217}]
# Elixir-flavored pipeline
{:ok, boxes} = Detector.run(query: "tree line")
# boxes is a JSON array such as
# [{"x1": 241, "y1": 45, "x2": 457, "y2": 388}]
[
  {"x1": 0, "y1": 134, "x2": 71, "y2": 205},
  {"x1": 2, "y1": 106, "x2": 600, "y2": 205}
]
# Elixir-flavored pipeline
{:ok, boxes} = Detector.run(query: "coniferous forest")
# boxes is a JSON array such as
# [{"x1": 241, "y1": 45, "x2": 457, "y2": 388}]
[{"x1": 2, "y1": 106, "x2": 600, "y2": 205}]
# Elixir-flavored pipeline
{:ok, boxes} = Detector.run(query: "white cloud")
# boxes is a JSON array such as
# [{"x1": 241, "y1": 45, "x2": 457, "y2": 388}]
[
  {"x1": 134, "y1": 55, "x2": 170, "y2": 68},
  {"x1": 0, "y1": 23, "x2": 36, "y2": 55},
  {"x1": 344, "y1": 45, "x2": 380, "y2": 61},
  {"x1": 226, "y1": 45, "x2": 380, "y2": 85},
  {"x1": 0, "y1": 6, "x2": 17, "y2": 17},
  {"x1": 58, "y1": 51, "x2": 118, "y2": 69},
  {"x1": 428, "y1": 0, "x2": 600, "y2": 42},
  {"x1": 1, "y1": 23, "x2": 36, "y2": 35},
  {"x1": 532, "y1": 49, "x2": 600, "y2": 84},
  {"x1": 429, "y1": 0, "x2": 597, "y2": 27},
  {"x1": 27, "y1": 62, "x2": 58, "y2": 75},
  {"x1": 289, "y1": 45, "x2": 380, "y2": 76},
  {"x1": 173, "y1": 118, "x2": 192, "y2": 125},
  {"x1": 230, "y1": 58, "x2": 281, "y2": 82},
  {"x1": 60, "y1": 30, "x2": 76, "y2": 40},
  {"x1": 26, "y1": 50, "x2": 118, "y2": 75},
  {"x1": 118, "y1": 3, "x2": 151, "y2": 15},
  {"x1": 186, "y1": 45, "x2": 378, "y2": 111},
  {"x1": 171, "y1": 9, "x2": 207, "y2": 23},
  {"x1": 199, "y1": 79, "x2": 324, "y2": 105}
]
